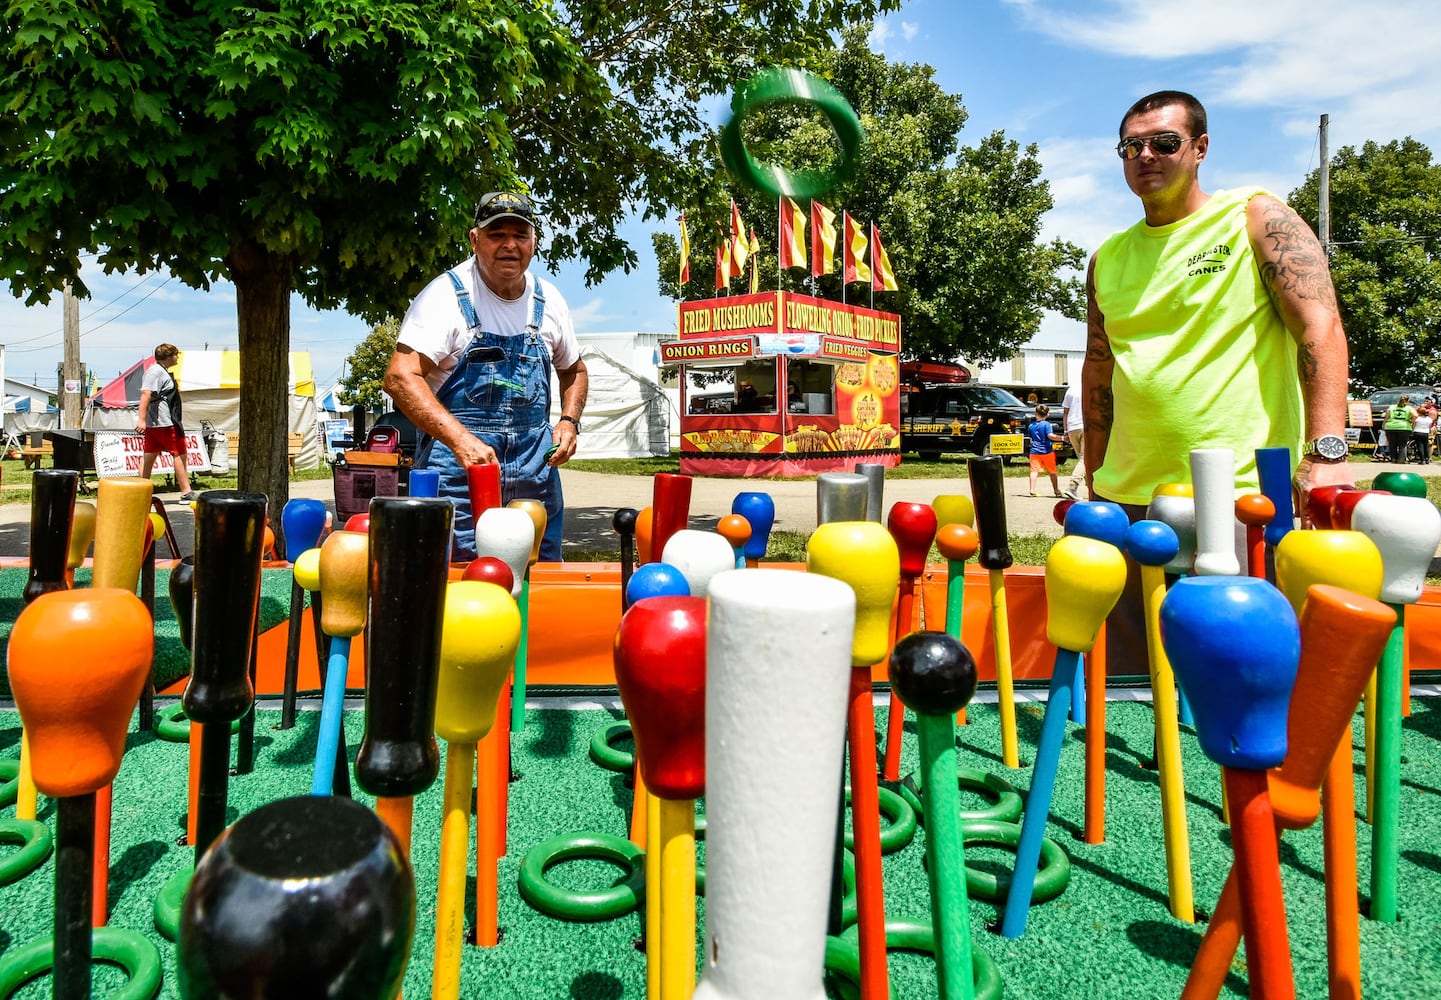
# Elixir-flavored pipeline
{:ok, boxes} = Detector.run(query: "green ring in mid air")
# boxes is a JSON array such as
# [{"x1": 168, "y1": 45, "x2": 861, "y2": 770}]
[{"x1": 720, "y1": 68, "x2": 864, "y2": 201}]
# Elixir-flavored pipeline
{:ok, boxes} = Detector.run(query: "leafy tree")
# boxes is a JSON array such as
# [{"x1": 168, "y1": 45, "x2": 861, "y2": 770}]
[
  {"x1": 339, "y1": 317, "x2": 399, "y2": 413},
  {"x1": 1288, "y1": 138, "x2": 1441, "y2": 393},
  {"x1": 651, "y1": 28, "x2": 1085, "y2": 365},
  {"x1": 0, "y1": 0, "x2": 893, "y2": 541}
]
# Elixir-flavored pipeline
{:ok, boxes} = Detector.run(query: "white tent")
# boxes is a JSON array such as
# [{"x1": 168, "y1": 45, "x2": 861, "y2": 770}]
[
  {"x1": 84, "y1": 350, "x2": 320, "y2": 470},
  {"x1": 3, "y1": 377, "x2": 58, "y2": 445},
  {"x1": 561, "y1": 333, "x2": 675, "y2": 459}
]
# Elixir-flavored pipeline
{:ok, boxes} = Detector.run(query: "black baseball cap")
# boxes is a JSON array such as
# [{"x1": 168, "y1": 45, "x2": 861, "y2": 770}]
[{"x1": 473, "y1": 191, "x2": 538, "y2": 229}]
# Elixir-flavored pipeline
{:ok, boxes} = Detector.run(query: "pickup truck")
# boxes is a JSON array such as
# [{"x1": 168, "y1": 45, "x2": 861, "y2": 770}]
[{"x1": 899, "y1": 382, "x2": 1071, "y2": 464}]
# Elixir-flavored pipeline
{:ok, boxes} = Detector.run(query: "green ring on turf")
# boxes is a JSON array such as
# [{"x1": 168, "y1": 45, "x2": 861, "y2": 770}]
[
  {"x1": 0, "y1": 925, "x2": 163, "y2": 1000},
  {"x1": 153, "y1": 866, "x2": 192, "y2": 942},
  {"x1": 719, "y1": 68, "x2": 864, "y2": 201},
  {"x1": 959, "y1": 819, "x2": 1070, "y2": 905},
  {"x1": 898, "y1": 766, "x2": 1024, "y2": 826},
  {"x1": 588, "y1": 721, "x2": 635, "y2": 773},
  {"x1": 0, "y1": 759, "x2": 18, "y2": 810},
  {"x1": 518, "y1": 832, "x2": 645, "y2": 922},
  {"x1": 825, "y1": 916, "x2": 1003, "y2": 1000},
  {"x1": 0, "y1": 819, "x2": 53, "y2": 886},
  {"x1": 154, "y1": 703, "x2": 242, "y2": 743},
  {"x1": 843, "y1": 785, "x2": 917, "y2": 854}
]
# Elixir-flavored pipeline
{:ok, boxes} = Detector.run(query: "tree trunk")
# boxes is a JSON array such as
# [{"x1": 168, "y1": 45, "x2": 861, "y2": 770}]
[{"x1": 229, "y1": 238, "x2": 293, "y2": 554}]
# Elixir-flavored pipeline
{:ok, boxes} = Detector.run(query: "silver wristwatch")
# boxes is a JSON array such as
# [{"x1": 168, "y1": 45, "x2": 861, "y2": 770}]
[{"x1": 1303, "y1": 435, "x2": 1348, "y2": 462}]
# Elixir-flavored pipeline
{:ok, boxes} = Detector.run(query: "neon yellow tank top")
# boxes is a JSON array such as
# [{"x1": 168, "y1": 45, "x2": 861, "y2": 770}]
[{"x1": 1092, "y1": 187, "x2": 1302, "y2": 504}]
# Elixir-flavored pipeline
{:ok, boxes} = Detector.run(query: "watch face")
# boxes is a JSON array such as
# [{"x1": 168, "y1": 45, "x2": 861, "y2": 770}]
[{"x1": 1316, "y1": 436, "x2": 1348, "y2": 460}]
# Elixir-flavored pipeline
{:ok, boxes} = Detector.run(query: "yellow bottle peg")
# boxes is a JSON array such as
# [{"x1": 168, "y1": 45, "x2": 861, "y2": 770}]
[
  {"x1": 68, "y1": 500, "x2": 97, "y2": 574},
  {"x1": 1274, "y1": 530, "x2": 1383, "y2": 613},
  {"x1": 1152, "y1": 481, "x2": 1195, "y2": 498},
  {"x1": 1045, "y1": 534, "x2": 1127, "y2": 653},
  {"x1": 507, "y1": 499, "x2": 547, "y2": 568},
  {"x1": 435, "y1": 581, "x2": 524, "y2": 743},
  {"x1": 931, "y1": 493, "x2": 975, "y2": 530},
  {"x1": 92, "y1": 477, "x2": 154, "y2": 591},
  {"x1": 318, "y1": 530, "x2": 370, "y2": 639},
  {"x1": 806, "y1": 521, "x2": 900, "y2": 666},
  {"x1": 293, "y1": 548, "x2": 322, "y2": 593}
]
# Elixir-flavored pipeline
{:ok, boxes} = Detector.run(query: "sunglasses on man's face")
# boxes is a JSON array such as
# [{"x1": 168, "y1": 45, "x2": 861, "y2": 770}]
[{"x1": 1116, "y1": 133, "x2": 1196, "y2": 160}]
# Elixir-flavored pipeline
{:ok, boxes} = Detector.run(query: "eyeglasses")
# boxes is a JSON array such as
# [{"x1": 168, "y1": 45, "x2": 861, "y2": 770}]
[{"x1": 1116, "y1": 133, "x2": 1197, "y2": 160}]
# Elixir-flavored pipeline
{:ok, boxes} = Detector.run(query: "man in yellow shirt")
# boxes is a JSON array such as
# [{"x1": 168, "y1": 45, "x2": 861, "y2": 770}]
[{"x1": 1083, "y1": 90, "x2": 1353, "y2": 664}]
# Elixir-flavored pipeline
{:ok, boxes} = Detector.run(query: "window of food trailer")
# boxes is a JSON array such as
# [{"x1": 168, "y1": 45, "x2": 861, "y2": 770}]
[
  {"x1": 731, "y1": 359, "x2": 780, "y2": 413},
  {"x1": 785, "y1": 359, "x2": 835, "y2": 414}
]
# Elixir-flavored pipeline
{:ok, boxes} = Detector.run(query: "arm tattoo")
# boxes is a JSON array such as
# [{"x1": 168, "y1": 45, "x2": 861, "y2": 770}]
[
  {"x1": 1256, "y1": 202, "x2": 1339, "y2": 310},
  {"x1": 1087, "y1": 385, "x2": 1113, "y2": 433},
  {"x1": 1296, "y1": 340, "x2": 1319, "y2": 381},
  {"x1": 1086, "y1": 339, "x2": 1113, "y2": 364}
]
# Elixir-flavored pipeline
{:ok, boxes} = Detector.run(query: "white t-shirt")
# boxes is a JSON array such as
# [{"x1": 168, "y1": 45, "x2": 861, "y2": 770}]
[
  {"x1": 141, "y1": 362, "x2": 179, "y2": 427},
  {"x1": 397, "y1": 260, "x2": 580, "y2": 394},
  {"x1": 1061, "y1": 383, "x2": 1084, "y2": 433}
]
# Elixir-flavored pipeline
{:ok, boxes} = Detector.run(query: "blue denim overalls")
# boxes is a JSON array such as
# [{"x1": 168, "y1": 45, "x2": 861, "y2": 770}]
[{"x1": 414, "y1": 269, "x2": 565, "y2": 561}]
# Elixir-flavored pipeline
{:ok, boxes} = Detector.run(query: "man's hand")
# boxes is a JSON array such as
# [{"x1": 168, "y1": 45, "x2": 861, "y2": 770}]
[
  {"x1": 547, "y1": 420, "x2": 579, "y2": 466},
  {"x1": 452, "y1": 432, "x2": 498, "y2": 468},
  {"x1": 1293, "y1": 456, "x2": 1355, "y2": 529}
]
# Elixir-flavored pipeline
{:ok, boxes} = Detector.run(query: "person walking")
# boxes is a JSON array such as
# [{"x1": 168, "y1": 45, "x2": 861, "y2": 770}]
[
  {"x1": 1383, "y1": 395, "x2": 1416, "y2": 464},
  {"x1": 1411, "y1": 397, "x2": 1433, "y2": 464},
  {"x1": 1027, "y1": 404, "x2": 1064, "y2": 498},
  {"x1": 1061, "y1": 380, "x2": 1086, "y2": 499},
  {"x1": 136, "y1": 343, "x2": 195, "y2": 500}
]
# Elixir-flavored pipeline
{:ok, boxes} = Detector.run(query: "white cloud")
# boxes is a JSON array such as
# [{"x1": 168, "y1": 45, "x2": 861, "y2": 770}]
[
  {"x1": 901, "y1": 21, "x2": 919, "y2": 41},
  {"x1": 1011, "y1": 1, "x2": 1441, "y2": 147},
  {"x1": 868, "y1": 19, "x2": 893, "y2": 52},
  {"x1": 568, "y1": 297, "x2": 612, "y2": 332}
]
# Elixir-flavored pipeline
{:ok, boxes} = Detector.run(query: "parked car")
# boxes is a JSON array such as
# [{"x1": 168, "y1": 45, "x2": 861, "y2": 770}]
[
  {"x1": 1368, "y1": 385, "x2": 1438, "y2": 431},
  {"x1": 899, "y1": 382, "x2": 1072, "y2": 464}
]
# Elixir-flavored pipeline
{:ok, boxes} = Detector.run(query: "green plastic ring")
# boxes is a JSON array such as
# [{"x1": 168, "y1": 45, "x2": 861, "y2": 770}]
[
  {"x1": 958, "y1": 820, "x2": 1071, "y2": 905},
  {"x1": 0, "y1": 925, "x2": 163, "y2": 1000},
  {"x1": 898, "y1": 766, "x2": 1024, "y2": 826},
  {"x1": 0, "y1": 759, "x2": 18, "y2": 810},
  {"x1": 719, "y1": 68, "x2": 864, "y2": 200},
  {"x1": 825, "y1": 916, "x2": 1003, "y2": 1000},
  {"x1": 0, "y1": 819, "x2": 53, "y2": 886},
  {"x1": 153, "y1": 866, "x2": 192, "y2": 942},
  {"x1": 843, "y1": 785, "x2": 918, "y2": 854},
  {"x1": 587, "y1": 721, "x2": 635, "y2": 773},
  {"x1": 518, "y1": 832, "x2": 645, "y2": 922},
  {"x1": 154, "y1": 703, "x2": 242, "y2": 744}
]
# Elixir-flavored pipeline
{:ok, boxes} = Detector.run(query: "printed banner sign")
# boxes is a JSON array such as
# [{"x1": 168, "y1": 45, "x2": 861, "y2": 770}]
[
  {"x1": 660, "y1": 337, "x2": 757, "y2": 364},
  {"x1": 989, "y1": 433, "x2": 1025, "y2": 456},
  {"x1": 94, "y1": 430, "x2": 211, "y2": 479},
  {"x1": 820, "y1": 336, "x2": 872, "y2": 361}
]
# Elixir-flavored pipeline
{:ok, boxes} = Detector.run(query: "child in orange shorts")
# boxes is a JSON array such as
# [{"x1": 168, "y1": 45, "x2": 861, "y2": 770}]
[{"x1": 1027, "y1": 404, "x2": 1064, "y2": 497}]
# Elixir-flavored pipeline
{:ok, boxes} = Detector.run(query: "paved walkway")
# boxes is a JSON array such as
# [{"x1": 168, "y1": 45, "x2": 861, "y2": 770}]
[{"x1": 0, "y1": 458, "x2": 1431, "y2": 559}]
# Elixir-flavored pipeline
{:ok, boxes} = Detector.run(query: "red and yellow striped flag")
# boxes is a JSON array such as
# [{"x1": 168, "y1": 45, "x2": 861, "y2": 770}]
[
  {"x1": 730, "y1": 201, "x2": 749, "y2": 274},
  {"x1": 871, "y1": 223, "x2": 897, "y2": 291},
  {"x1": 811, "y1": 200, "x2": 837, "y2": 277},
  {"x1": 715, "y1": 223, "x2": 731, "y2": 289},
  {"x1": 748, "y1": 230, "x2": 761, "y2": 294},
  {"x1": 779, "y1": 197, "x2": 807, "y2": 270},
  {"x1": 843, "y1": 213, "x2": 871, "y2": 285},
  {"x1": 679, "y1": 214, "x2": 690, "y2": 285}
]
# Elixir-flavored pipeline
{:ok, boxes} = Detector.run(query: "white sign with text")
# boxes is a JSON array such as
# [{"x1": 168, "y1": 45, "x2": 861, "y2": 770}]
[{"x1": 94, "y1": 430, "x2": 211, "y2": 479}]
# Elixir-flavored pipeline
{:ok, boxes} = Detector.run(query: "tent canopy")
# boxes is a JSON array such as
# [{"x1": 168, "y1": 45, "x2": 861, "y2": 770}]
[
  {"x1": 89, "y1": 351, "x2": 315, "y2": 407},
  {"x1": 85, "y1": 351, "x2": 320, "y2": 470}
]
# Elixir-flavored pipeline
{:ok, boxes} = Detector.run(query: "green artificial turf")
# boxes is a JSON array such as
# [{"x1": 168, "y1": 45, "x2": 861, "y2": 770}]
[
  {"x1": 1, "y1": 699, "x2": 1439, "y2": 998},
  {"x1": 0, "y1": 567, "x2": 299, "y2": 699}
]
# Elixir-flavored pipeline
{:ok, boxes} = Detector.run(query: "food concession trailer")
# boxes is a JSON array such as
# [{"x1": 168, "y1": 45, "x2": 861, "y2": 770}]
[{"x1": 660, "y1": 291, "x2": 903, "y2": 476}]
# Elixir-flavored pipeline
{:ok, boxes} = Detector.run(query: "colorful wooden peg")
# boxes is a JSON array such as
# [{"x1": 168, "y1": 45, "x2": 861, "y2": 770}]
[
  {"x1": 731, "y1": 492, "x2": 775, "y2": 566},
  {"x1": 967, "y1": 456, "x2": 1020, "y2": 769},
  {"x1": 882, "y1": 501, "x2": 938, "y2": 781}
]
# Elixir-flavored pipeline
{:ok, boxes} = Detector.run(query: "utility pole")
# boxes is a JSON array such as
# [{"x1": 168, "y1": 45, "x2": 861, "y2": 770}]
[
  {"x1": 1318, "y1": 114, "x2": 1331, "y2": 251},
  {"x1": 61, "y1": 281, "x2": 82, "y2": 429}
]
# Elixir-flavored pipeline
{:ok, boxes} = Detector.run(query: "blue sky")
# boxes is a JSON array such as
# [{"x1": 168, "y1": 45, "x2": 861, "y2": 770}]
[{"x1": 4, "y1": 0, "x2": 1440, "y2": 394}]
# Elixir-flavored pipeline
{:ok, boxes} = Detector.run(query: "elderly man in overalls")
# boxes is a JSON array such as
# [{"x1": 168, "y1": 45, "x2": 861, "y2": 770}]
[{"x1": 385, "y1": 192, "x2": 589, "y2": 561}]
